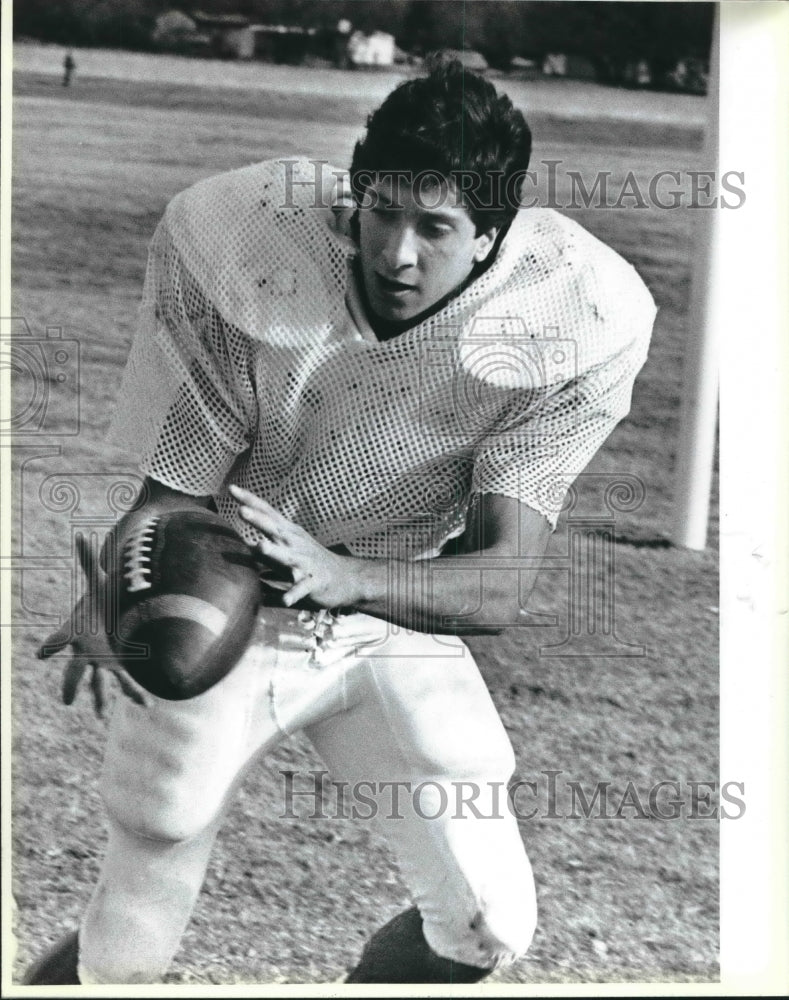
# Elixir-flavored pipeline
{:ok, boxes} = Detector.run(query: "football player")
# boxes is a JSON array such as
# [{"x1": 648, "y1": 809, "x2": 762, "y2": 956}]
[{"x1": 26, "y1": 62, "x2": 655, "y2": 984}]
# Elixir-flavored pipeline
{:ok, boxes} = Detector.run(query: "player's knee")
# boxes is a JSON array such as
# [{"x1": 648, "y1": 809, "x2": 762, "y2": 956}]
[
  {"x1": 99, "y1": 752, "x2": 223, "y2": 844},
  {"x1": 100, "y1": 770, "x2": 222, "y2": 843},
  {"x1": 99, "y1": 700, "x2": 233, "y2": 843},
  {"x1": 111, "y1": 806, "x2": 210, "y2": 845}
]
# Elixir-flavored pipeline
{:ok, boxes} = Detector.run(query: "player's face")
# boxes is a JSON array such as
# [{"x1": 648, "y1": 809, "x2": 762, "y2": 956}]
[{"x1": 357, "y1": 175, "x2": 498, "y2": 323}]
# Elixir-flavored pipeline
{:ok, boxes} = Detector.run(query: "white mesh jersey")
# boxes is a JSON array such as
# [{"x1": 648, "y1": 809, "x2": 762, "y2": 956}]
[{"x1": 111, "y1": 158, "x2": 656, "y2": 559}]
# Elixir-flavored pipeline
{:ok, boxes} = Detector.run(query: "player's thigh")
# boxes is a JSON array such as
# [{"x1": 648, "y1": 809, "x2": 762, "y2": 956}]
[
  {"x1": 100, "y1": 619, "x2": 285, "y2": 842},
  {"x1": 307, "y1": 627, "x2": 516, "y2": 781}
]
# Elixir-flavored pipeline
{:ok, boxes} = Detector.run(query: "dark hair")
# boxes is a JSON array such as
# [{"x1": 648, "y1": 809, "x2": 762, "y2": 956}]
[{"x1": 349, "y1": 60, "x2": 532, "y2": 234}]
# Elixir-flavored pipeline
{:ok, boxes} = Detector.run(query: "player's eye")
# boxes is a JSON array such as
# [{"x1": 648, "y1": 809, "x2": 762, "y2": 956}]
[
  {"x1": 371, "y1": 205, "x2": 397, "y2": 220},
  {"x1": 421, "y1": 221, "x2": 453, "y2": 239}
]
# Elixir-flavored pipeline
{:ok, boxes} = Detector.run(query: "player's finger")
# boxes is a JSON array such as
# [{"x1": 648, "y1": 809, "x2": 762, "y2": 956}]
[
  {"x1": 258, "y1": 536, "x2": 298, "y2": 567},
  {"x1": 37, "y1": 622, "x2": 73, "y2": 659},
  {"x1": 62, "y1": 657, "x2": 88, "y2": 705},
  {"x1": 237, "y1": 505, "x2": 291, "y2": 542},
  {"x1": 75, "y1": 532, "x2": 99, "y2": 582},
  {"x1": 282, "y1": 577, "x2": 315, "y2": 607},
  {"x1": 112, "y1": 667, "x2": 149, "y2": 708},
  {"x1": 230, "y1": 487, "x2": 294, "y2": 531},
  {"x1": 229, "y1": 484, "x2": 278, "y2": 511}
]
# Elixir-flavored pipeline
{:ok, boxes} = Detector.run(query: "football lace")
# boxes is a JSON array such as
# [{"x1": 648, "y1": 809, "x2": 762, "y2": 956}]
[{"x1": 122, "y1": 515, "x2": 160, "y2": 592}]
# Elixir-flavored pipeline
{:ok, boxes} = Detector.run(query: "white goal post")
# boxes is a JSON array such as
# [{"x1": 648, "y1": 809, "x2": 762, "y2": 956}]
[{"x1": 670, "y1": 4, "x2": 720, "y2": 550}]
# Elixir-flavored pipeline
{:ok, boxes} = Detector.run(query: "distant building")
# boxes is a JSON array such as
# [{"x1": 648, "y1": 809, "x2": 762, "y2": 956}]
[
  {"x1": 665, "y1": 57, "x2": 708, "y2": 94},
  {"x1": 542, "y1": 53, "x2": 595, "y2": 80},
  {"x1": 252, "y1": 24, "x2": 318, "y2": 65},
  {"x1": 152, "y1": 10, "x2": 210, "y2": 53},
  {"x1": 508, "y1": 55, "x2": 540, "y2": 79},
  {"x1": 192, "y1": 11, "x2": 255, "y2": 60},
  {"x1": 542, "y1": 52, "x2": 566, "y2": 76},
  {"x1": 347, "y1": 31, "x2": 396, "y2": 68},
  {"x1": 635, "y1": 59, "x2": 651, "y2": 86},
  {"x1": 621, "y1": 59, "x2": 653, "y2": 87}
]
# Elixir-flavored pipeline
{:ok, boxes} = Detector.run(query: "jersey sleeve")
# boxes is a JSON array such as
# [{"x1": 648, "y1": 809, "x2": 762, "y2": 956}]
[
  {"x1": 470, "y1": 270, "x2": 656, "y2": 529},
  {"x1": 109, "y1": 212, "x2": 258, "y2": 496}
]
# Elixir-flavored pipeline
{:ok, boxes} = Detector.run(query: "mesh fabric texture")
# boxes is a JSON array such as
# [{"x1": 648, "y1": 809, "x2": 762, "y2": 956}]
[{"x1": 111, "y1": 158, "x2": 656, "y2": 559}]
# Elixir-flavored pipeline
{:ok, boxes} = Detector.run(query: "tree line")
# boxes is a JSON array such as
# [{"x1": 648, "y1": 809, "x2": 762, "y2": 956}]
[{"x1": 14, "y1": 1, "x2": 713, "y2": 79}]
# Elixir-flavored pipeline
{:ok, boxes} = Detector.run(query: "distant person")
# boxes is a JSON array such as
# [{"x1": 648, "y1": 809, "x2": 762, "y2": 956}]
[
  {"x1": 334, "y1": 17, "x2": 352, "y2": 69},
  {"x1": 62, "y1": 51, "x2": 75, "y2": 87}
]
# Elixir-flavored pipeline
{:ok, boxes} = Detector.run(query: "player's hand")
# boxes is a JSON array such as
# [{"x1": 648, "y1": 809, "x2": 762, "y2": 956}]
[
  {"x1": 230, "y1": 485, "x2": 363, "y2": 610},
  {"x1": 37, "y1": 533, "x2": 149, "y2": 718}
]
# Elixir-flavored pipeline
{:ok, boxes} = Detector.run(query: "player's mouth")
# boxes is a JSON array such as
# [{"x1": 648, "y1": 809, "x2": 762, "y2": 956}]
[{"x1": 375, "y1": 272, "x2": 418, "y2": 298}]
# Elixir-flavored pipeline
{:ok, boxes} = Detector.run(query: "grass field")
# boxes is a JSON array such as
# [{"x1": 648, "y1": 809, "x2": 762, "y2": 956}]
[{"x1": 10, "y1": 47, "x2": 718, "y2": 985}]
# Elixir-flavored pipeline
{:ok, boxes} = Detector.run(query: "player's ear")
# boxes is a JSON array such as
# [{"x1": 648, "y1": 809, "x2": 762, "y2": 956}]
[{"x1": 473, "y1": 226, "x2": 499, "y2": 263}]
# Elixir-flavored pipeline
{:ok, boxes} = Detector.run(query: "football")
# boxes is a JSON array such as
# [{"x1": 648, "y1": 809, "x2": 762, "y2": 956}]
[{"x1": 112, "y1": 508, "x2": 260, "y2": 700}]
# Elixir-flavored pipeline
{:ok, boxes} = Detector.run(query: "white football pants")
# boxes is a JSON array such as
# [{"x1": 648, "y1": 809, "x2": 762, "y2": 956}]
[{"x1": 78, "y1": 607, "x2": 537, "y2": 983}]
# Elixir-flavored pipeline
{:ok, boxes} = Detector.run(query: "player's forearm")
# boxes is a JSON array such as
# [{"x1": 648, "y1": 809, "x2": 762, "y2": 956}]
[{"x1": 351, "y1": 553, "x2": 542, "y2": 636}]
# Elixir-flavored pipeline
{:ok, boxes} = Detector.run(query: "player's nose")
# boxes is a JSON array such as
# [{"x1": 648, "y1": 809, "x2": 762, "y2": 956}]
[{"x1": 382, "y1": 223, "x2": 419, "y2": 271}]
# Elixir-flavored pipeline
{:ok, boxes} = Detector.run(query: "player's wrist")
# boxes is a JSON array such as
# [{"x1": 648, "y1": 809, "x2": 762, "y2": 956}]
[{"x1": 349, "y1": 557, "x2": 389, "y2": 611}]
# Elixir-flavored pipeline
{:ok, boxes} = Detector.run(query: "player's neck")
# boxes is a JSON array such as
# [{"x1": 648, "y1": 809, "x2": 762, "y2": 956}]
[
  {"x1": 352, "y1": 260, "x2": 459, "y2": 342},
  {"x1": 352, "y1": 241, "x2": 504, "y2": 343}
]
